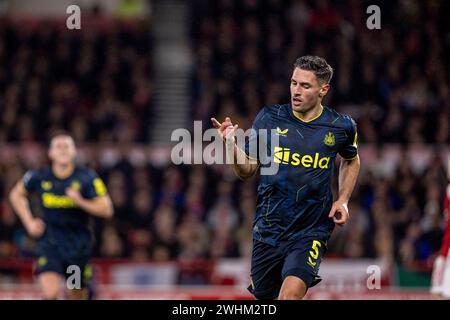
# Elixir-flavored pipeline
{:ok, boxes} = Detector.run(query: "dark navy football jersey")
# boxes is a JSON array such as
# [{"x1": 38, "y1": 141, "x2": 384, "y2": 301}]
[
  {"x1": 23, "y1": 165, "x2": 108, "y2": 233},
  {"x1": 244, "y1": 104, "x2": 358, "y2": 246}
]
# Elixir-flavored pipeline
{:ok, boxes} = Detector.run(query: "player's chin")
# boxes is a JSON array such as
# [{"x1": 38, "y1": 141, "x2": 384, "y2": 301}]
[{"x1": 291, "y1": 103, "x2": 304, "y2": 112}]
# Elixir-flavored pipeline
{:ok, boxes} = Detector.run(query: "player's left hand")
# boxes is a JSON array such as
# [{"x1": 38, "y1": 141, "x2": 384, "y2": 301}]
[
  {"x1": 328, "y1": 201, "x2": 349, "y2": 226},
  {"x1": 65, "y1": 188, "x2": 82, "y2": 204}
]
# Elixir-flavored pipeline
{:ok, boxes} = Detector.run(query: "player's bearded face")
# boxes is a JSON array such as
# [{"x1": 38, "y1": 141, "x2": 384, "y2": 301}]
[
  {"x1": 49, "y1": 136, "x2": 77, "y2": 165},
  {"x1": 290, "y1": 68, "x2": 325, "y2": 113}
]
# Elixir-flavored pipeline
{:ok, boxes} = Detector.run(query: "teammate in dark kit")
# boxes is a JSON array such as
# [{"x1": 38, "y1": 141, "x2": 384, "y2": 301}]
[{"x1": 9, "y1": 132, "x2": 113, "y2": 299}]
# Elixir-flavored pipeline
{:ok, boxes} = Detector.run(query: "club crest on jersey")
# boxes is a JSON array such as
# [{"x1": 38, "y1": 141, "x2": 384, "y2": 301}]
[
  {"x1": 324, "y1": 132, "x2": 335, "y2": 146},
  {"x1": 38, "y1": 256, "x2": 48, "y2": 266},
  {"x1": 276, "y1": 127, "x2": 289, "y2": 137},
  {"x1": 71, "y1": 181, "x2": 81, "y2": 190},
  {"x1": 41, "y1": 181, "x2": 52, "y2": 190}
]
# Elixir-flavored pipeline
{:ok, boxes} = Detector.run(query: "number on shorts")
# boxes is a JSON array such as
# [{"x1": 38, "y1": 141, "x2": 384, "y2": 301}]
[{"x1": 307, "y1": 240, "x2": 322, "y2": 268}]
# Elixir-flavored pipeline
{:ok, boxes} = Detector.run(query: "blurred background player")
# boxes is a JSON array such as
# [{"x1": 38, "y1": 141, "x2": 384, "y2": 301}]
[
  {"x1": 212, "y1": 56, "x2": 360, "y2": 299},
  {"x1": 431, "y1": 159, "x2": 450, "y2": 299},
  {"x1": 8, "y1": 132, "x2": 114, "y2": 299}
]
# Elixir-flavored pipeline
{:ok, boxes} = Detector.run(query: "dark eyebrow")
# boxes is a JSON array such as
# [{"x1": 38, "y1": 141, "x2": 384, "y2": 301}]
[{"x1": 300, "y1": 82, "x2": 311, "y2": 86}]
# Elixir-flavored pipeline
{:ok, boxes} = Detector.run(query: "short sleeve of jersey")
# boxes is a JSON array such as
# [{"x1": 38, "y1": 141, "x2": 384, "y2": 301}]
[
  {"x1": 83, "y1": 171, "x2": 108, "y2": 199},
  {"x1": 23, "y1": 170, "x2": 40, "y2": 193},
  {"x1": 338, "y1": 116, "x2": 358, "y2": 160},
  {"x1": 244, "y1": 107, "x2": 269, "y2": 161}
]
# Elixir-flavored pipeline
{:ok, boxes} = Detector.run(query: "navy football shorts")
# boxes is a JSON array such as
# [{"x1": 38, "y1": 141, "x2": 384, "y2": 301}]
[
  {"x1": 248, "y1": 235, "x2": 328, "y2": 300},
  {"x1": 35, "y1": 232, "x2": 93, "y2": 288}
]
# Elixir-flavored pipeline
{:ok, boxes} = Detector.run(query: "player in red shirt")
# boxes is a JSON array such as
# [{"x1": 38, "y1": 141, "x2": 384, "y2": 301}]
[{"x1": 430, "y1": 159, "x2": 450, "y2": 299}]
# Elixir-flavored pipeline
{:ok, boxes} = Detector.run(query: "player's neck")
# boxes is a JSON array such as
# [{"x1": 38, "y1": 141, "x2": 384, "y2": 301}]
[
  {"x1": 52, "y1": 163, "x2": 75, "y2": 179},
  {"x1": 293, "y1": 104, "x2": 323, "y2": 122}
]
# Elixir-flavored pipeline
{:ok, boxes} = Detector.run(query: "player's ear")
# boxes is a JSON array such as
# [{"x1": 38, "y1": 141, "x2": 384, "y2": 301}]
[{"x1": 319, "y1": 83, "x2": 330, "y2": 98}]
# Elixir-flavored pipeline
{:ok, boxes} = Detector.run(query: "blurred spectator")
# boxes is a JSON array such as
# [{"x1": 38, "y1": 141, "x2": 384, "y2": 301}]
[{"x1": 99, "y1": 224, "x2": 125, "y2": 258}]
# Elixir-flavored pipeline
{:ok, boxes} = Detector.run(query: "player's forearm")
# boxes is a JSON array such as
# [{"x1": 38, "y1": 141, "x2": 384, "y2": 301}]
[
  {"x1": 337, "y1": 155, "x2": 360, "y2": 204},
  {"x1": 9, "y1": 191, "x2": 34, "y2": 226},
  {"x1": 75, "y1": 197, "x2": 114, "y2": 218},
  {"x1": 226, "y1": 141, "x2": 259, "y2": 180}
]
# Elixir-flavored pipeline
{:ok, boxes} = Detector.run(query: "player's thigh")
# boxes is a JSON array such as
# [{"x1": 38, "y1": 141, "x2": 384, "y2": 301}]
[
  {"x1": 66, "y1": 288, "x2": 87, "y2": 300},
  {"x1": 248, "y1": 239, "x2": 284, "y2": 300},
  {"x1": 38, "y1": 272, "x2": 63, "y2": 300},
  {"x1": 35, "y1": 248, "x2": 66, "y2": 299},
  {"x1": 281, "y1": 236, "x2": 327, "y2": 289}
]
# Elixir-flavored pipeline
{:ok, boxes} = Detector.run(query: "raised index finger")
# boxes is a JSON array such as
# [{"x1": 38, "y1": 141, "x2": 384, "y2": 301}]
[{"x1": 211, "y1": 118, "x2": 221, "y2": 129}]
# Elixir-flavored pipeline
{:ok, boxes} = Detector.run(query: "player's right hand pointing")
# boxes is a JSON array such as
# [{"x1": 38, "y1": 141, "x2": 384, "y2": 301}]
[
  {"x1": 25, "y1": 217, "x2": 46, "y2": 238},
  {"x1": 211, "y1": 117, "x2": 239, "y2": 143}
]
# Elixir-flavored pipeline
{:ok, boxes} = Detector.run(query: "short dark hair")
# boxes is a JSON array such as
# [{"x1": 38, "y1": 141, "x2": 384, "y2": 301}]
[
  {"x1": 293, "y1": 55, "x2": 333, "y2": 84},
  {"x1": 48, "y1": 129, "x2": 74, "y2": 146}
]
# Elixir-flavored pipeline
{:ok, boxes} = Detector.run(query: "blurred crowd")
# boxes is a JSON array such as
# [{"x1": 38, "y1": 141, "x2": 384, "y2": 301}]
[
  {"x1": 191, "y1": 0, "x2": 450, "y2": 144},
  {"x1": 0, "y1": 17, "x2": 153, "y2": 144},
  {"x1": 0, "y1": 0, "x2": 449, "y2": 282},
  {"x1": 0, "y1": 150, "x2": 447, "y2": 273}
]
